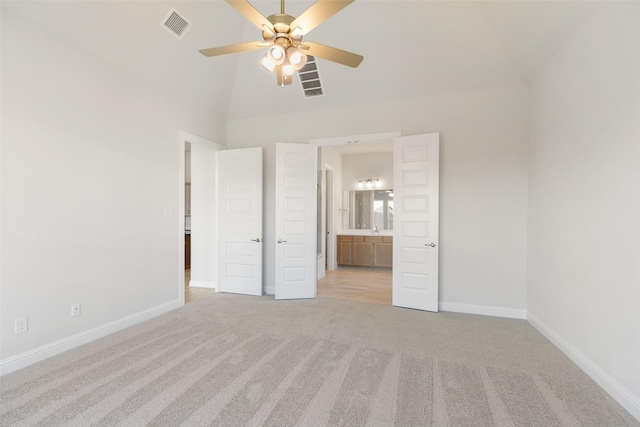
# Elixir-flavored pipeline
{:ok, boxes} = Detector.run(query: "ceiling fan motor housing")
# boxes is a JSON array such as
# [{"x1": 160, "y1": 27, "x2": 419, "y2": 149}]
[{"x1": 263, "y1": 14, "x2": 302, "y2": 47}]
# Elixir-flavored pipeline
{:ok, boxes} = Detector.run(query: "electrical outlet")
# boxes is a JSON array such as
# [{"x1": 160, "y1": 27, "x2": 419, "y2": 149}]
[
  {"x1": 15, "y1": 317, "x2": 28, "y2": 334},
  {"x1": 71, "y1": 304, "x2": 81, "y2": 318}
]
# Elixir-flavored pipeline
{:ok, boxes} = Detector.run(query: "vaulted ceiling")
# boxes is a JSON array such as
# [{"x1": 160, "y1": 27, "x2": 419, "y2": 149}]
[{"x1": 3, "y1": 1, "x2": 597, "y2": 123}]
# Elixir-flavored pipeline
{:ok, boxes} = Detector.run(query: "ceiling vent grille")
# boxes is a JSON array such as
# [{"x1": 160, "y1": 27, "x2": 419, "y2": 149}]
[
  {"x1": 298, "y1": 56, "x2": 324, "y2": 98},
  {"x1": 162, "y1": 9, "x2": 191, "y2": 39}
]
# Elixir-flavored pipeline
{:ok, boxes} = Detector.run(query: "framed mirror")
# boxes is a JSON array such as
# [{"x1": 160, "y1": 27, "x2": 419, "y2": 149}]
[{"x1": 347, "y1": 189, "x2": 394, "y2": 230}]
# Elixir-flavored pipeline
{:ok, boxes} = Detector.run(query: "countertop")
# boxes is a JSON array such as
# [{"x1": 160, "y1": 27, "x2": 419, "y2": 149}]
[{"x1": 338, "y1": 229, "x2": 393, "y2": 236}]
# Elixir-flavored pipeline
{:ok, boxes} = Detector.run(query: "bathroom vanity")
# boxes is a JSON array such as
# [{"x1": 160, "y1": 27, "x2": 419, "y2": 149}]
[{"x1": 337, "y1": 234, "x2": 393, "y2": 267}]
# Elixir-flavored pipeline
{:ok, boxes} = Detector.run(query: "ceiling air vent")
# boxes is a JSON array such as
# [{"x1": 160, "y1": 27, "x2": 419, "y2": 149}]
[
  {"x1": 162, "y1": 9, "x2": 191, "y2": 39},
  {"x1": 299, "y1": 56, "x2": 324, "y2": 98}
]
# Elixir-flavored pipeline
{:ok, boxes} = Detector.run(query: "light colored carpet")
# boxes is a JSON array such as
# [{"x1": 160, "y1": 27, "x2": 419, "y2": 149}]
[{"x1": 1, "y1": 293, "x2": 637, "y2": 426}]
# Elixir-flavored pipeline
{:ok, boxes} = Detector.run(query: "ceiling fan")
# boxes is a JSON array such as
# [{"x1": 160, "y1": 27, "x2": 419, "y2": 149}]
[{"x1": 199, "y1": 0, "x2": 364, "y2": 87}]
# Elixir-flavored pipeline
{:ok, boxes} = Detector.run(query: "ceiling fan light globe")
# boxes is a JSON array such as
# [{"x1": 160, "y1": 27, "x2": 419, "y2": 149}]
[
  {"x1": 267, "y1": 44, "x2": 286, "y2": 65},
  {"x1": 259, "y1": 54, "x2": 276, "y2": 73},
  {"x1": 282, "y1": 61, "x2": 295, "y2": 77},
  {"x1": 293, "y1": 54, "x2": 307, "y2": 71},
  {"x1": 287, "y1": 47, "x2": 307, "y2": 70}
]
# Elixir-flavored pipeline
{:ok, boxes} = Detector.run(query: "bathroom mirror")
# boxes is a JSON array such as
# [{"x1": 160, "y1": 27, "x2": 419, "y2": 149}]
[{"x1": 347, "y1": 189, "x2": 394, "y2": 230}]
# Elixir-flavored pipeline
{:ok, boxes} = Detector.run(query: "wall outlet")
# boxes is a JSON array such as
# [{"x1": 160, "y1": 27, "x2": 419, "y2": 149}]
[
  {"x1": 71, "y1": 304, "x2": 81, "y2": 318},
  {"x1": 15, "y1": 317, "x2": 28, "y2": 334}
]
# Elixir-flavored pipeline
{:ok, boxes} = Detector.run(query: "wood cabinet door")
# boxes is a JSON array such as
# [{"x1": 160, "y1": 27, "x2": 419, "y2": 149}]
[
  {"x1": 185, "y1": 234, "x2": 191, "y2": 269},
  {"x1": 374, "y1": 242, "x2": 392, "y2": 267},
  {"x1": 353, "y1": 242, "x2": 374, "y2": 266},
  {"x1": 338, "y1": 241, "x2": 352, "y2": 265}
]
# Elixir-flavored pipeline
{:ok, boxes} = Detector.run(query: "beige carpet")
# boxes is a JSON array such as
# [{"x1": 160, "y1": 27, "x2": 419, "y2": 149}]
[{"x1": 1, "y1": 293, "x2": 637, "y2": 426}]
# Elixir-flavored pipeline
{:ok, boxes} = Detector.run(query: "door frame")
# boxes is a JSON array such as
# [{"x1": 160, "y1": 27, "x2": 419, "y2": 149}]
[
  {"x1": 178, "y1": 131, "x2": 223, "y2": 306},
  {"x1": 325, "y1": 165, "x2": 336, "y2": 271}
]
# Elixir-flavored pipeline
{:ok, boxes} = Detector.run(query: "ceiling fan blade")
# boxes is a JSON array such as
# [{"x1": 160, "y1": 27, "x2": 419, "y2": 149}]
[
  {"x1": 303, "y1": 41, "x2": 363, "y2": 68},
  {"x1": 290, "y1": 0, "x2": 354, "y2": 35},
  {"x1": 199, "y1": 41, "x2": 266, "y2": 57},
  {"x1": 226, "y1": 0, "x2": 274, "y2": 32}
]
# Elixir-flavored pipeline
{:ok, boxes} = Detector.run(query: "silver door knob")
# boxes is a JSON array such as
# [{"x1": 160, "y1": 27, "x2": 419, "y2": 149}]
[
  {"x1": 426, "y1": 243, "x2": 436, "y2": 247},
  {"x1": 251, "y1": 238, "x2": 261, "y2": 243},
  {"x1": 277, "y1": 239, "x2": 287, "y2": 243}
]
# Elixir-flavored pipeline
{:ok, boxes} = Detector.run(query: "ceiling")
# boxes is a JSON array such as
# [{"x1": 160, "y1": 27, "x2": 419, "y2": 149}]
[{"x1": 3, "y1": 1, "x2": 598, "y2": 124}]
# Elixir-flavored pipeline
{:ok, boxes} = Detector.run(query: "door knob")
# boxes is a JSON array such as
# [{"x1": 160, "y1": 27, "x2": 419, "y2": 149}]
[
  {"x1": 277, "y1": 239, "x2": 287, "y2": 243},
  {"x1": 251, "y1": 238, "x2": 261, "y2": 243},
  {"x1": 425, "y1": 243, "x2": 436, "y2": 247}
]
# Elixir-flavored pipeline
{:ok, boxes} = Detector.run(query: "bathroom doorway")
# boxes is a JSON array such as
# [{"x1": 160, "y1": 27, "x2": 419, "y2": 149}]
[{"x1": 312, "y1": 132, "x2": 400, "y2": 305}]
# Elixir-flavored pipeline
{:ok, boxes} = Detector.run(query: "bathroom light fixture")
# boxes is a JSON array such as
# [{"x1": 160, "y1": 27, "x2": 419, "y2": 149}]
[{"x1": 357, "y1": 178, "x2": 381, "y2": 188}]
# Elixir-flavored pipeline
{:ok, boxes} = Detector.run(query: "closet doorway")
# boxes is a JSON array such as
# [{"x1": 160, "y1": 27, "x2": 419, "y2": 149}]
[{"x1": 179, "y1": 132, "x2": 220, "y2": 305}]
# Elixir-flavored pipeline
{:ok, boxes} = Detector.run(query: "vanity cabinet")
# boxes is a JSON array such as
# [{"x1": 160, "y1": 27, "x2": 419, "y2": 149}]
[
  {"x1": 337, "y1": 235, "x2": 393, "y2": 267},
  {"x1": 185, "y1": 234, "x2": 191, "y2": 269}
]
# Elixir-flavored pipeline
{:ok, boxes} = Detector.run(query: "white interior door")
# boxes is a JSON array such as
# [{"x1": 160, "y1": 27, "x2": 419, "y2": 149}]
[
  {"x1": 218, "y1": 147, "x2": 263, "y2": 296},
  {"x1": 275, "y1": 143, "x2": 317, "y2": 300},
  {"x1": 392, "y1": 133, "x2": 440, "y2": 311}
]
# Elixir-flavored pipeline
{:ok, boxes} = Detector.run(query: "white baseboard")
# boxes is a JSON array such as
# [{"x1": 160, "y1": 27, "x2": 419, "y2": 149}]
[
  {"x1": 439, "y1": 302, "x2": 527, "y2": 319},
  {"x1": 265, "y1": 286, "x2": 275, "y2": 295},
  {"x1": 0, "y1": 299, "x2": 182, "y2": 376},
  {"x1": 189, "y1": 280, "x2": 216, "y2": 290},
  {"x1": 528, "y1": 313, "x2": 640, "y2": 422}
]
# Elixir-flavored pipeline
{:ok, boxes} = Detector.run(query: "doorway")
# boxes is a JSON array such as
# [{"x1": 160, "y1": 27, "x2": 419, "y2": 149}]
[
  {"x1": 179, "y1": 132, "x2": 221, "y2": 305},
  {"x1": 312, "y1": 132, "x2": 401, "y2": 305}
]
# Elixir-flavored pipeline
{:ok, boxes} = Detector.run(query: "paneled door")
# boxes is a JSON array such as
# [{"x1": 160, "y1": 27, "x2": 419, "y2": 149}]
[
  {"x1": 218, "y1": 147, "x2": 263, "y2": 296},
  {"x1": 392, "y1": 133, "x2": 440, "y2": 311},
  {"x1": 275, "y1": 143, "x2": 317, "y2": 299}
]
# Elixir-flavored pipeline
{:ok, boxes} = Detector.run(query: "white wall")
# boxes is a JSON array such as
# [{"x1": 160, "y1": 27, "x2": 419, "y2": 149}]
[
  {"x1": 528, "y1": 2, "x2": 640, "y2": 418},
  {"x1": 342, "y1": 152, "x2": 393, "y2": 192},
  {"x1": 227, "y1": 84, "x2": 530, "y2": 315},
  {"x1": 185, "y1": 147, "x2": 191, "y2": 184},
  {"x1": 0, "y1": 10, "x2": 214, "y2": 370}
]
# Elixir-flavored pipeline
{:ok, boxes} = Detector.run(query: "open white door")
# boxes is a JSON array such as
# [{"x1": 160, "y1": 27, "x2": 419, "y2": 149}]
[
  {"x1": 218, "y1": 147, "x2": 263, "y2": 296},
  {"x1": 275, "y1": 143, "x2": 317, "y2": 300},
  {"x1": 392, "y1": 133, "x2": 440, "y2": 311}
]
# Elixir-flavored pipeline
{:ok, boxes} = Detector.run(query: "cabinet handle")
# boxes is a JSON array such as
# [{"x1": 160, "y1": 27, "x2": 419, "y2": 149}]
[
  {"x1": 426, "y1": 243, "x2": 436, "y2": 247},
  {"x1": 277, "y1": 239, "x2": 287, "y2": 243},
  {"x1": 251, "y1": 238, "x2": 261, "y2": 243}
]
